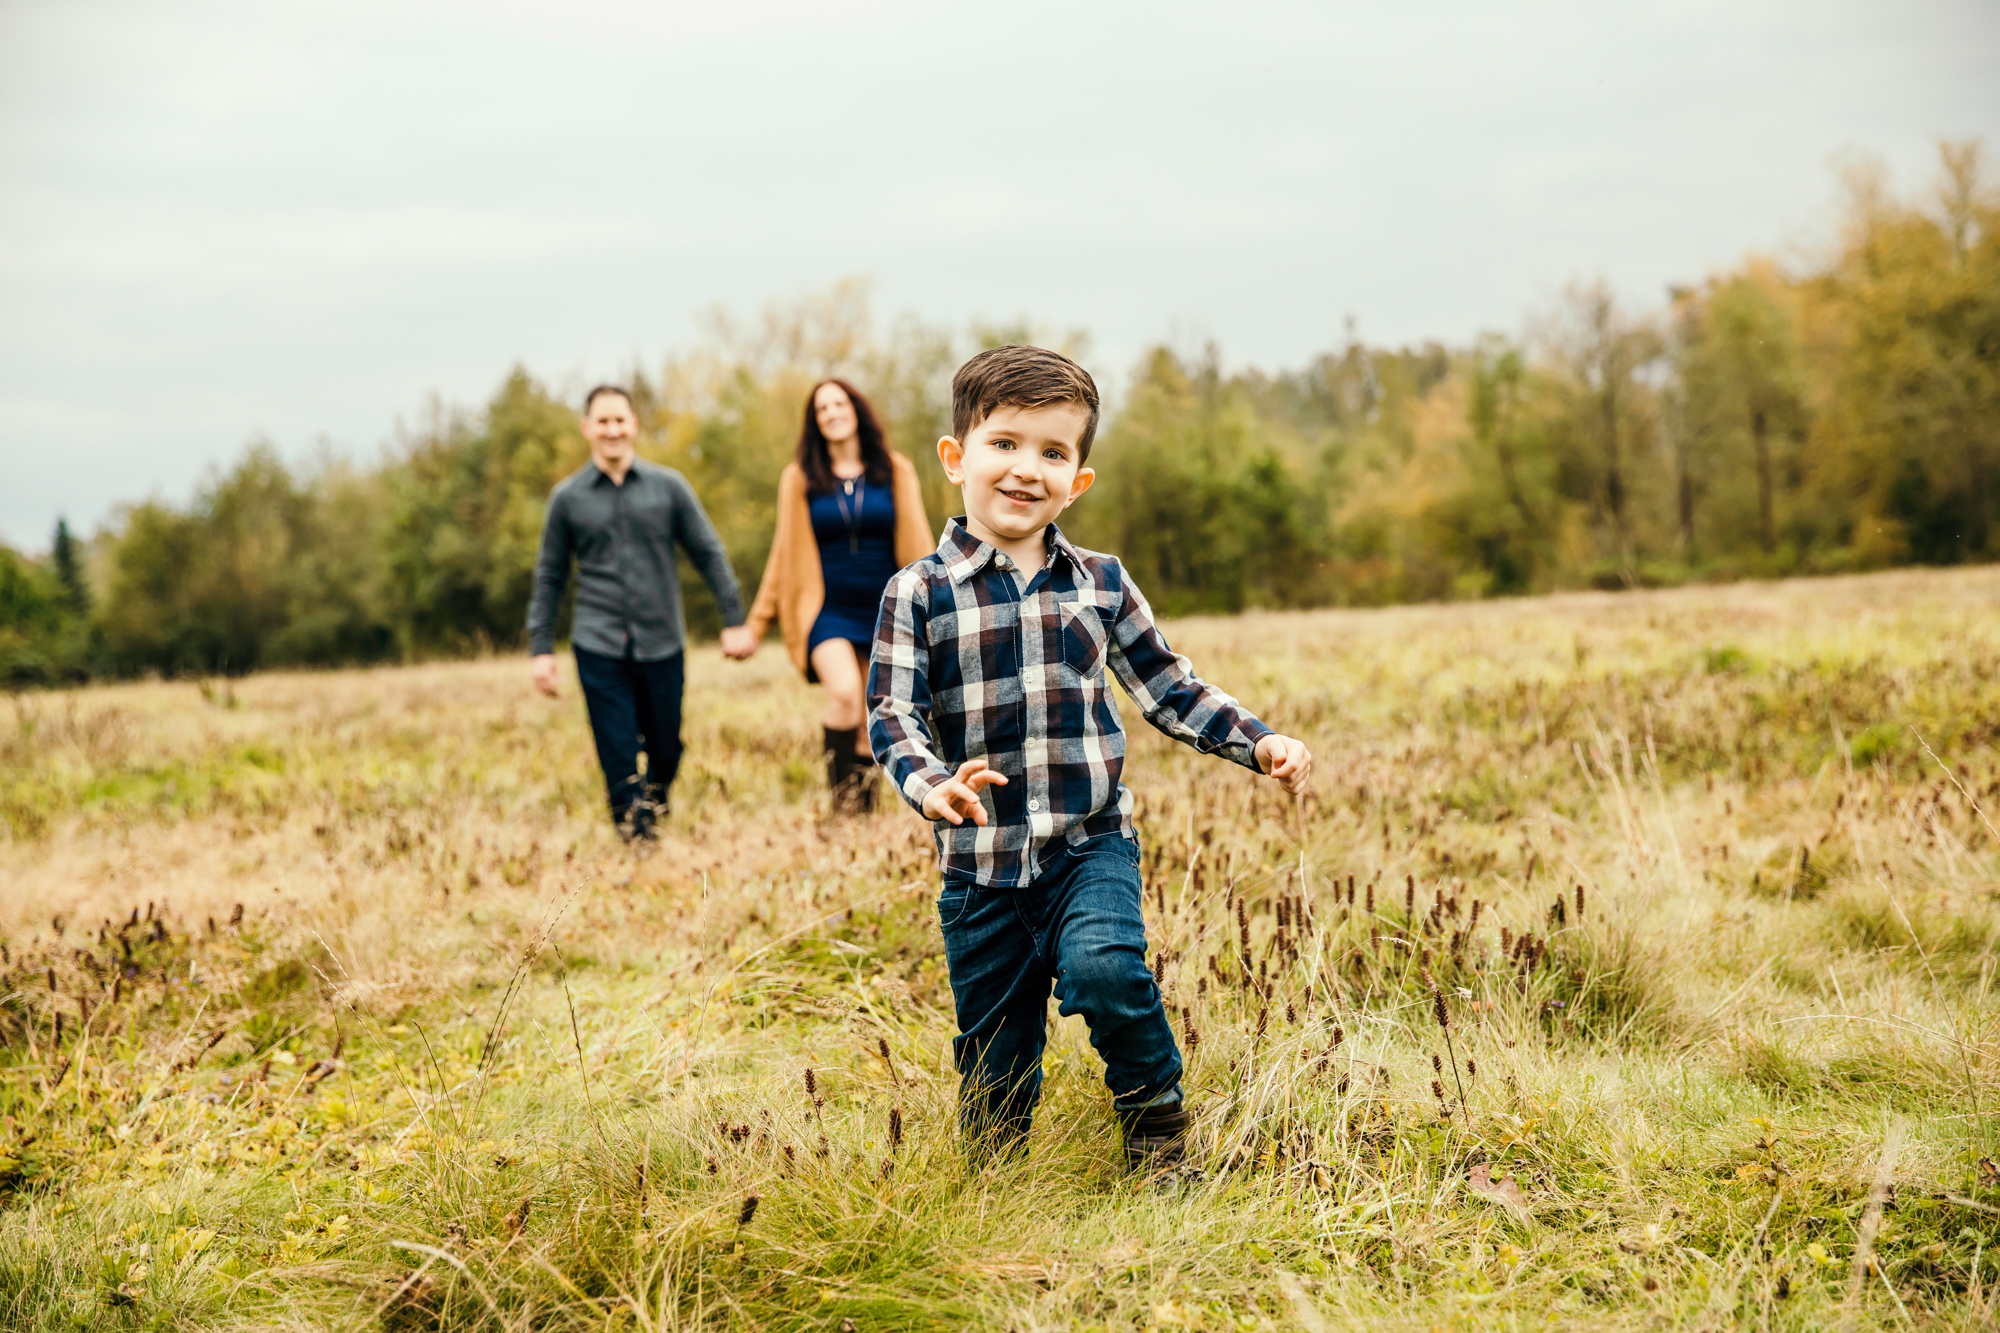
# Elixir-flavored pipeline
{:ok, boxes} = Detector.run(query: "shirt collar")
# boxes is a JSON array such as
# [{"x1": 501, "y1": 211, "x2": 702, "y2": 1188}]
[
  {"x1": 589, "y1": 459, "x2": 638, "y2": 486},
  {"x1": 937, "y1": 518, "x2": 1082, "y2": 585}
]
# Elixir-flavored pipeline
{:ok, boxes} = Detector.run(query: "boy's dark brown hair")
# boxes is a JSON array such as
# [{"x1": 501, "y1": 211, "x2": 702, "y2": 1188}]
[{"x1": 951, "y1": 345, "x2": 1101, "y2": 463}]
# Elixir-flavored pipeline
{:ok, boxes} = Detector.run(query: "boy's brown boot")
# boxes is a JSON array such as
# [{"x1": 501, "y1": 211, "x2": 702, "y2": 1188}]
[{"x1": 1121, "y1": 1101, "x2": 1189, "y2": 1172}]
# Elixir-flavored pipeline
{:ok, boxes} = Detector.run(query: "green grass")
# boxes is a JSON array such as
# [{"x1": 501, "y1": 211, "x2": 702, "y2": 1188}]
[{"x1": 3, "y1": 566, "x2": 1998, "y2": 1330}]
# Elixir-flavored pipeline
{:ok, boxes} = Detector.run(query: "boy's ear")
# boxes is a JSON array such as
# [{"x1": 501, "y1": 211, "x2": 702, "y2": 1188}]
[
  {"x1": 1062, "y1": 466, "x2": 1096, "y2": 509},
  {"x1": 936, "y1": 435, "x2": 966, "y2": 485}
]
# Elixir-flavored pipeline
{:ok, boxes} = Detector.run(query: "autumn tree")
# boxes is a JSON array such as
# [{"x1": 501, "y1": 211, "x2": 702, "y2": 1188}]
[{"x1": 1540, "y1": 281, "x2": 1665, "y2": 580}]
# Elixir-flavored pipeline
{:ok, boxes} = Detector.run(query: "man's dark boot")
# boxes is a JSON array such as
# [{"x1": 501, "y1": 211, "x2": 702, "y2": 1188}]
[{"x1": 1122, "y1": 1100, "x2": 1190, "y2": 1172}]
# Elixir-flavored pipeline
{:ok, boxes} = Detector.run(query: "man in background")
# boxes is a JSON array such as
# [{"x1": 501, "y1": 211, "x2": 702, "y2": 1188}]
[{"x1": 528, "y1": 385, "x2": 754, "y2": 842}]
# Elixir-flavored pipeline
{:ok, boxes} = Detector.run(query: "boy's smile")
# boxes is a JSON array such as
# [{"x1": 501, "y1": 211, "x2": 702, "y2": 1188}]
[{"x1": 938, "y1": 403, "x2": 1096, "y2": 571}]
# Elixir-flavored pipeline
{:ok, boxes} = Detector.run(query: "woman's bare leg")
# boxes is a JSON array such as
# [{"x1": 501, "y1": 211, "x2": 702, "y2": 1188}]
[{"x1": 810, "y1": 639, "x2": 867, "y2": 748}]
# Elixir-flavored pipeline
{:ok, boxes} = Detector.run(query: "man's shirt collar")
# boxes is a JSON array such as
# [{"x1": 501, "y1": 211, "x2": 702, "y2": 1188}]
[{"x1": 588, "y1": 458, "x2": 639, "y2": 487}]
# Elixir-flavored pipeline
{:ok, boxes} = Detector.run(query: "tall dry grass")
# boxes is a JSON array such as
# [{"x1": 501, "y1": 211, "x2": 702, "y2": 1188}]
[{"x1": 2, "y1": 566, "x2": 1997, "y2": 1330}]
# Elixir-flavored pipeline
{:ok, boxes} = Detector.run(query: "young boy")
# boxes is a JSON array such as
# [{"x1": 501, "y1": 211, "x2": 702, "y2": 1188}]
[{"x1": 867, "y1": 345, "x2": 1313, "y2": 1168}]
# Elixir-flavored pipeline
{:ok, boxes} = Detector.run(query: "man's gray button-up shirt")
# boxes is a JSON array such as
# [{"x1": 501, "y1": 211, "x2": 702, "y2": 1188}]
[{"x1": 526, "y1": 459, "x2": 745, "y2": 661}]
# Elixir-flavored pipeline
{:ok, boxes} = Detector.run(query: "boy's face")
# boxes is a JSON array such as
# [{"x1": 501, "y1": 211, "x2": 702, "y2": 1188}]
[{"x1": 937, "y1": 403, "x2": 1095, "y2": 553}]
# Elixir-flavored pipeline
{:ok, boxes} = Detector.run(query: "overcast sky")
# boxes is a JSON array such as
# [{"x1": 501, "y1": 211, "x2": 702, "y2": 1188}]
[{"x1": 2, "y1": 0, "x2": 1995, "y2": 550}]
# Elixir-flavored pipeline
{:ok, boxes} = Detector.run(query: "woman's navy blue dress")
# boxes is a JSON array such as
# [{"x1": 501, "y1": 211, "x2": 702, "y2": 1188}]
[{"x1": 808, "y1": 477, "x2": 900, "y2": 656}]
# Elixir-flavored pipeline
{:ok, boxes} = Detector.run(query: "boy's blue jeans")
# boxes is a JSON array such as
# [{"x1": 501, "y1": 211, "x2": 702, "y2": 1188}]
[{"x1": 936, "y1": 834, "x2": 1182, "y2": 1148}]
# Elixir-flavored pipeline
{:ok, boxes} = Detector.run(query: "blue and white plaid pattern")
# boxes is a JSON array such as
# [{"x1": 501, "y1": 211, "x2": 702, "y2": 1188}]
[{"x1": 869, "y1": 518, "x2": 1273, "y2": 887}]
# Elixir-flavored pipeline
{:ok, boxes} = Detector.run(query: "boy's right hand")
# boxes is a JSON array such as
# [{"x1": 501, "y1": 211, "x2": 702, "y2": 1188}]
[{"x1": 921, "y1": 758, "x2": 1008, "y2": 826}]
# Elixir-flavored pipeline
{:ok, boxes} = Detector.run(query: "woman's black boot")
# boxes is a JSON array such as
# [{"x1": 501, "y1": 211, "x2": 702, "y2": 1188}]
[
  {"x1": 851, "y1": 747, "x2": 879, "y2": 813},
  {"x1": 824, "y1": 727, "x2": 861, "y2": 811}
]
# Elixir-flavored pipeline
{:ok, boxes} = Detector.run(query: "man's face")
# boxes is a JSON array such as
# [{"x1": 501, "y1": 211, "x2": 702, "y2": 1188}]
[
  {"x1": 582, "y1": 394, "x2": 636, "y2": 470},
  {"x1": 938, "y1": 403, "x2": 1095, "y2": 550}
]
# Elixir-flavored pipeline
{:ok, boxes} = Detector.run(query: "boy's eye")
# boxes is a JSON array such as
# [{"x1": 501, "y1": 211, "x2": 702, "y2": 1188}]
[{"x1": 1044, "y1": 448, "x2": 1066, "y2": 461}]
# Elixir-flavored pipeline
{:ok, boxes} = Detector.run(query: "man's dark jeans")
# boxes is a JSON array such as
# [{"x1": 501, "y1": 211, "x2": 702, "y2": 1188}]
[
  {"x1": 574, "y1": 646, "x2": 684, "y2": 836},
  {"x1": 936, "y1": 834, "x2": 1181, "y2": 1148}
]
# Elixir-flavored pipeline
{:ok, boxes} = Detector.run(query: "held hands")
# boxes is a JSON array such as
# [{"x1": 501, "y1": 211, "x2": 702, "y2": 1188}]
[
  {"x1": 1254, "y1": 734, "x2": 1313, "y2": 796},
  {"x1": 921, "y1": 758, "x2": 1009, "y2": 826},
  {"x1": 531, "y1": 654, "x2": 560, "y2": 698},
  {"x1": 720, "y1": 626, "x2": 758, "y2": 660}
]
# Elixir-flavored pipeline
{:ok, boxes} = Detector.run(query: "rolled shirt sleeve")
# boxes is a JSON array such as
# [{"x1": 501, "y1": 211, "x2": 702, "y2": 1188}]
[
  {"x1": 526, "y1": 488, "x2": 574, "y2": 657},
  {"x1": 667, "y1": 472, "x2": 744, "y2": 627},
  {"x1": 1105, "y1": 574, "x2": 1272, "y2": 771},
  {"x1": 868, "y1": 565, "x2": 958, "y2": 812}
]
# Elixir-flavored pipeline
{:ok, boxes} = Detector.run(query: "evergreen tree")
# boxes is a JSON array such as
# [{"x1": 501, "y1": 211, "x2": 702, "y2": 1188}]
[{"x1": 51, "y1": 517, "x2": 90, "y2": 616}]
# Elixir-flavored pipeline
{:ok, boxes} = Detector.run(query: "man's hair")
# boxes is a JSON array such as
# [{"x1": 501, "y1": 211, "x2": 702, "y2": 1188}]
[
  {"x1": 951, "y1": 346, "x2": 1100, "y2": 463},
  {"x1": 582, "y1": 384, "x2": 634, "y2": 415}
]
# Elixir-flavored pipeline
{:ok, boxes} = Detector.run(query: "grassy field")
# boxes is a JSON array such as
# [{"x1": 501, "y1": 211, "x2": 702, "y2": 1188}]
[{"x1": 3, "y1": 567, "x2": 1998, "y2": 1331}]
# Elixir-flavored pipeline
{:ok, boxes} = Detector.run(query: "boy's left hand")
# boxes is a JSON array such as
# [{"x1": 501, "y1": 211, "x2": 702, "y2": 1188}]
[{"x1": 1254, "y1": 734, "x2": 1313, "y2": 795}]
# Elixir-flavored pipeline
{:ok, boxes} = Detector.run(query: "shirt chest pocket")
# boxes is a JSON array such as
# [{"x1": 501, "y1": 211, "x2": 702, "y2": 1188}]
[
  {"x1": 1057, "y1": 598, "x2": 1110, "y2": 678},
  {"x1": 621, "y1": 483, "x2": 671, "y2": 530}
]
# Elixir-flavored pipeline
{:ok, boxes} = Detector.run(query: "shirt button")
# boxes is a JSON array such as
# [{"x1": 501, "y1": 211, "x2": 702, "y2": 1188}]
[{"x1": 1028, "y1": 799, "x2": 1041, "y2": 812}]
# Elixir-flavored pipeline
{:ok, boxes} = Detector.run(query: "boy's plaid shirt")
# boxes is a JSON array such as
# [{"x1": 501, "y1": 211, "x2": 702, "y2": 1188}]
[{"x1": 868, "y1": 518, "x2": 1273, "y2": 887}]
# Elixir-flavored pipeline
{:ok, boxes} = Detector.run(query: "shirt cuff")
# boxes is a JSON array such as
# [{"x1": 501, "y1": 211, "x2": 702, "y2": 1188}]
[
  {"x1": 898, "y1": 762, "x2": 957, "y2": 814},
  {"x1": 1225, "y1": 717, "x2": 1276, "y2": 772}
]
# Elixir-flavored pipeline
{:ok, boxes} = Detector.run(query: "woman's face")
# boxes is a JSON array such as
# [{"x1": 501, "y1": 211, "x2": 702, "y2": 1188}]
[{"x1": 814, "y1": 383, "x2": 859, "y2": 446}]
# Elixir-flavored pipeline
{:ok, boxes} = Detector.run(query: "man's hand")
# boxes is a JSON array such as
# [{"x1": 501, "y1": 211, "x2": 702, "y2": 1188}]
[
  {"x1": 531, "y1": 654, "x2": 560, "y2": 698},
  {"x1": 1254, "y1": 734, "x2": 1313, "y2": 796},
  {"x1": 720, "y1": 626, "x2": 757, "y2": 660},
  {"x1": 920, "y1": 758, "x2": 1009, "y2": 826}
]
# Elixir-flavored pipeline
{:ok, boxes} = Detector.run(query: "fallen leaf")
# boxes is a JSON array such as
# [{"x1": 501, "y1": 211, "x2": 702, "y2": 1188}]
[
  {"x1": 1467, "y1": 1163, "x2": 1530, "y2": 1221},
  {"x1": 169, "y1": 1228, "x2": 215, "y2": 1264}
]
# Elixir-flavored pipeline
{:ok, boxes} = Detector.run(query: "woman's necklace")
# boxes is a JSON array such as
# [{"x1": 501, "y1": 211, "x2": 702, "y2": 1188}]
[{"x1": 833, "y1": 474, "x2": 865, "y2": 554}]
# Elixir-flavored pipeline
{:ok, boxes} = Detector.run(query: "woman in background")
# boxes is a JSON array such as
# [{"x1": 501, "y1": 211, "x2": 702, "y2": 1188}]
[{"x1": 733, "y1": 379, "x2": 932, "y2": 809}]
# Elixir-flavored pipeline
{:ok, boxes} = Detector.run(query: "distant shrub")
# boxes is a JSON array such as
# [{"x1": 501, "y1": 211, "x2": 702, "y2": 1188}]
[
  {"x1": 1702, "y1": 644, "x2": 1752, "y2": 675},
  {"x1": 1848, "y1": 723, "x2": 1903, "y2": 767}
]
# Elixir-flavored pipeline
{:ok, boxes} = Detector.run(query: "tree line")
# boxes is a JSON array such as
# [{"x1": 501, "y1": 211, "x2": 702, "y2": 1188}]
[{"x1": 3, "y1": 143, "x2": 1993, "y2": 686}]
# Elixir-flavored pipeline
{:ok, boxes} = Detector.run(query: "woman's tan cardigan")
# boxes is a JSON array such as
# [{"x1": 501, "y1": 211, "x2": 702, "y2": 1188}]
[{"x1": 745, "y1": 453, "x2": 935, "y2": 677}]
